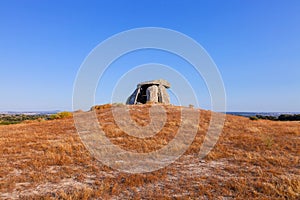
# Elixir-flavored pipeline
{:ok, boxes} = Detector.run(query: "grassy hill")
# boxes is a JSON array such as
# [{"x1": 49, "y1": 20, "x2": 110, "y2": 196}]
[{"x1": 0, "y1": 104, "x2": 299, "y2": 199}]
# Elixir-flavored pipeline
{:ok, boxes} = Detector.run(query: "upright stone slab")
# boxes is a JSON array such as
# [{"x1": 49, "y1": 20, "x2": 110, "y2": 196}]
[
  {"x1": 126, "y1": 79, "x2": 171, "y2": 105},
  {"x1": 126, "y1": 88, "x2": 139, "y2": 104},
  {"x1": 146, "y1": 85, "x2": 159, "y2": 103},
  {"x1": 158, "y1": 85, "x2": 170, "y2": 104}
]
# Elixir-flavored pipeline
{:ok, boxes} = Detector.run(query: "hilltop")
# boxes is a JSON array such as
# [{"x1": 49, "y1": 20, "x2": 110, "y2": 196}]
[{"x1": 0, "y1": 104, "x2": 299, "y2": 199}]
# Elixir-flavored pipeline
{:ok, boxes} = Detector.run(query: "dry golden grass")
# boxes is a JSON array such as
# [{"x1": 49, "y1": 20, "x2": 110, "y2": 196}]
[{"x1": 0, "y1": 104, "x2": 299, "y2": 199}]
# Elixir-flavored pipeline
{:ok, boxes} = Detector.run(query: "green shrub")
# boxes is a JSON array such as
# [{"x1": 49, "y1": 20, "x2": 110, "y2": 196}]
[
  {"x1": 49, "y1": 114, "x2": 59, "y2": 120},
  {"x1": 0, "y1": 121, "x2": 20, "y2": 125},
  {"x1": 249, "y1": 116, "x2": 258, "y2": 121},
  {"x1": 278, "y1": 114, "x2": 300, "y2": 121},
  {"x1": 49, "y1": 111, "x2": 72, "y2": 120},
  {"x1": 256, "y1": 115, "x2": 277, "y2": 120}
]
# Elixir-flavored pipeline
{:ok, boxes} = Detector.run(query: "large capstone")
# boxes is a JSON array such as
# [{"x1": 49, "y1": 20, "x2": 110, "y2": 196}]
[{"x1": 126, "y1": 79, "x2": 171, "y2": 105}]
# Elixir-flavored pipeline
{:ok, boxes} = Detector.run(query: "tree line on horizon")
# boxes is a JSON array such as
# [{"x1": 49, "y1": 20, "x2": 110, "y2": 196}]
[
  {"x1": 0, "y1": 111, "x2": 72, "y2": 125},
  {"x1": 250, "y1": 114, "x2": 300, "y2": 121}
]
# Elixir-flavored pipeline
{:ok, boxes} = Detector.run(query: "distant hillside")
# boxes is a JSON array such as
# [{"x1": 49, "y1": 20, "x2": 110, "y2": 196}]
[
  {"x1": 228, "y1": 112, "x2": 300, "y2": 121},
  {"x1": 227, "y1": 111, "x2": 300, "y2": 117},
  {"x1": 0, "y1": 111, "x2": 70, "y2": 125},
  {"x1": 0, "y1": 110, "x2": 60, "y2": 115}
]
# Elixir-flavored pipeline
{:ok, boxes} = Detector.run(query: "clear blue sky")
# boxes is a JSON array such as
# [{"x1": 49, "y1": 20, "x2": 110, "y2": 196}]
[{"x1": 0, "y1": 0, "x2": 299, "y2": 112}]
